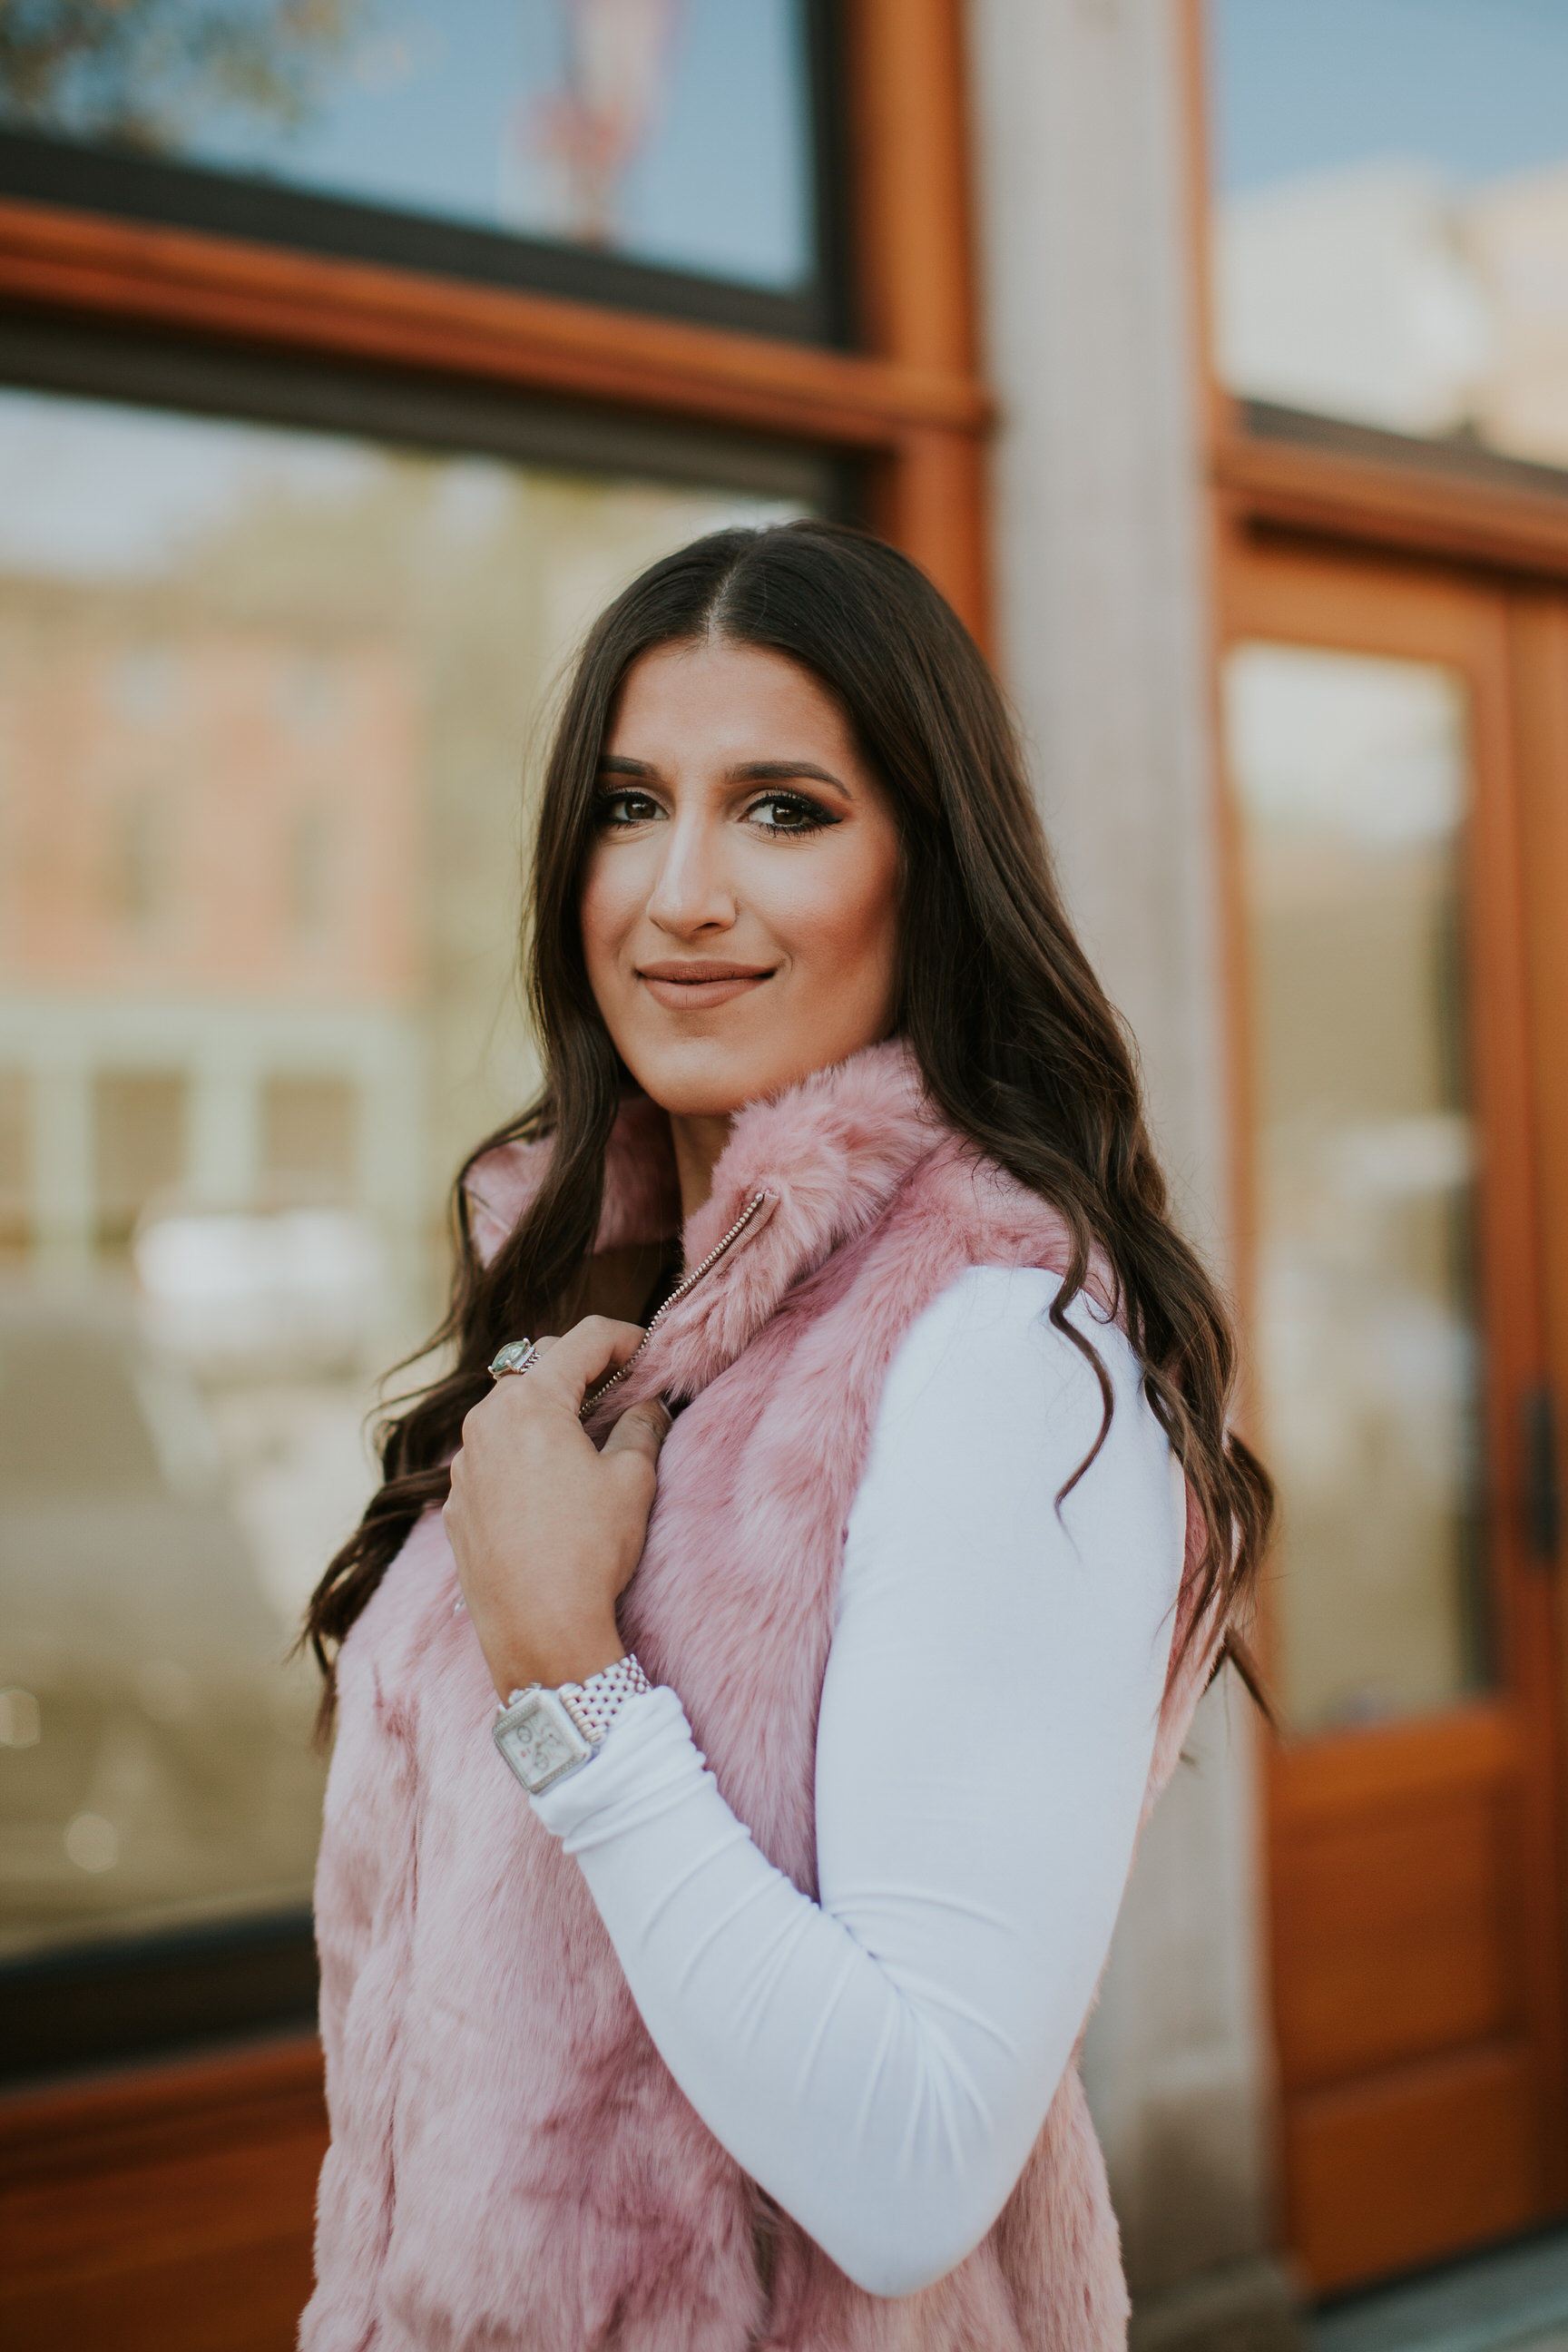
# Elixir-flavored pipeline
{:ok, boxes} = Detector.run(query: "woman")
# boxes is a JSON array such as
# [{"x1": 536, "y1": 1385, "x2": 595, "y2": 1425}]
[{"x1": 301, "y1": 518, "x2": 1270, "y2": 2352}]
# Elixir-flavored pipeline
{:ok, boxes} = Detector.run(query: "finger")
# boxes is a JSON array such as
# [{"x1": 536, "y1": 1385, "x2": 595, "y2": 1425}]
[
  {"x1": 602, "y1": 1397, "x2": 672, "y2": 1465},
  {"x1": 527, "y1": 1316, "x2": 647, "y2": 1411}
]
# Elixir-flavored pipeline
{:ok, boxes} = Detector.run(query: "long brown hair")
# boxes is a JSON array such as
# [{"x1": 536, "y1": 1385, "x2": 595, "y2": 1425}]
[{"x1": 304, "y1": 518, "x2": 1271, "y2": 1717}]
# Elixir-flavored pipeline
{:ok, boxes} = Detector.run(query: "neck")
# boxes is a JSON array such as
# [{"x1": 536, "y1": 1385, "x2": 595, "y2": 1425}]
[{"x1": 668, "y1": 1111, "x2": 734, "y2": 1224}]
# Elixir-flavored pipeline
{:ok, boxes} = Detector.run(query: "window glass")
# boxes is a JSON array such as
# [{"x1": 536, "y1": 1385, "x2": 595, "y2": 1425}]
[
  {"x1": 0, "y1": 0, "x2": 815, "y2": 295},
  {"x1": 0, "y1": 381, "x2": 796, "y2": 1961},
  {"x1": 1225, "y1": 642, "x2": 1487, "y2": 1732},
  {"x1": 1210, "y1": 0, "x2": 1568, "y2": 472}
]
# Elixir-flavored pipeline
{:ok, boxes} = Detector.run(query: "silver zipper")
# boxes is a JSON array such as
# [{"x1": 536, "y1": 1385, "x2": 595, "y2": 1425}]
[{"x1": 581, "y1": 1189, "x2": 773, "y2": 1417}]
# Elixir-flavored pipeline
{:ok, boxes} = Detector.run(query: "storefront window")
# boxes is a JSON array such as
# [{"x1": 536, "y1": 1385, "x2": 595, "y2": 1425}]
[
  {"x1": 1210, "y1": 0, "x2": 1568, "y2": 473},
  {"x1": 0, "y1": 381, "x2": 794, "y2": 1969},
  {"x1": 0, "y1": 2, "x2": 819, "y2": 309}
]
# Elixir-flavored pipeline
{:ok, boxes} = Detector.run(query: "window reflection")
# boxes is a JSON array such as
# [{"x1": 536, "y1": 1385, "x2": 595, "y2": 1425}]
[
  {"x1": 1210, "y1": 0, "x2": 1568, "y2": 472},
  {"x1": 1226, "y1": 643, "x2": 1487, "y2": 1732},
  {"x1": 0, "y1": 382, "x2": 795, "y2": 1958},
  {"x1": 0, "y1": 1, "x2": 815, "y2": 294}
]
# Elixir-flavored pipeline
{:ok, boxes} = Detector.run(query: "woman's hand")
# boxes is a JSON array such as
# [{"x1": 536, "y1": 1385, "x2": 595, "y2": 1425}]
[{"x1": 444, "y1": 1317, "x2": 671, "y2": 1699}]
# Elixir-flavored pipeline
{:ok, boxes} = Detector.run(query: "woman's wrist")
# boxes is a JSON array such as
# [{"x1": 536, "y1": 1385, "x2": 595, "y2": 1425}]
[{"x1": 488, "y1": 1614, "x2": 627, "y2": 1700}]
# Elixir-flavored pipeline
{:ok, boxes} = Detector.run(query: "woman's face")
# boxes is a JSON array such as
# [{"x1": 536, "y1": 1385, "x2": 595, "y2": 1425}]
[{"x1": 581, "y1": 639, "x2": 902, "y2": 1119}]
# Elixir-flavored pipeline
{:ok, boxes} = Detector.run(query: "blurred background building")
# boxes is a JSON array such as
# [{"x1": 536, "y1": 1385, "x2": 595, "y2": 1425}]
[{"x1": 5, "y1": 5, "x2": 1568, "y2": 2348}]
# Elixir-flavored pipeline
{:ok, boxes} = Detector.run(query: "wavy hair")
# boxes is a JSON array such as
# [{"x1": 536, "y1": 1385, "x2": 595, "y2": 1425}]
[{"x1": 304, "y1": 519, "x2": 1272, "y2": 1721}]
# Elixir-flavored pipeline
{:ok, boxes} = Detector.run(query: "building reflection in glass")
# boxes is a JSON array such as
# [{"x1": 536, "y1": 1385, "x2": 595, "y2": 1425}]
[
  {"x1": 0, "y1": 382, "x2": 793, "y2": 1957},
  {"x1": 0, "y1": 1, "x2": 815, "y2": 294},
  {"x1": 1211, "y1": 0, "x2": 1568, "y2": 473}
]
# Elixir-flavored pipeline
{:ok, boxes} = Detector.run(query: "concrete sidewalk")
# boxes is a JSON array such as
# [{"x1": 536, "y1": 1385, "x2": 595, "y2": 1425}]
[{"x1": 1312, "y1": 2231, "x2": 1568, "y2": 2352}]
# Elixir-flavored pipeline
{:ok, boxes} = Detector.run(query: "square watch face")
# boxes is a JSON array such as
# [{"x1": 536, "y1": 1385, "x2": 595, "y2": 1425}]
[{"x1": 496, "y1": 1692, "x2": 591, "y2": 1792}]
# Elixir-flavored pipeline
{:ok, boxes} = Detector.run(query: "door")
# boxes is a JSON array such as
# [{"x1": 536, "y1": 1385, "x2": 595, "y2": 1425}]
[{"x1": 1220, "y1": 539, "x2": 1568, "y2": 2294}]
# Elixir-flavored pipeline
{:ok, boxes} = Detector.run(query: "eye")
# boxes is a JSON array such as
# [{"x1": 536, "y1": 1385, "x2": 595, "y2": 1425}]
[
  {"x1": 744, "y1": 791, "x2": 838, "y2": 837},
  {"x1": 595, "y1": 788, "x2": 664, "y2": 828}
]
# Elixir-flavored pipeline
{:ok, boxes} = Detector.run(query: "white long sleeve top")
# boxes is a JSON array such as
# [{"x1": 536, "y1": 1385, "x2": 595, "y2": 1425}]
[{"x1": 532, "y1": 1265, "x2": 1186, "y2": 2298}]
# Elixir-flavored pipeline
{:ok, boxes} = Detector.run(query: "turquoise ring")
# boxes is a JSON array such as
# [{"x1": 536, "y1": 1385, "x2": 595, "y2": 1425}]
[{"x1": 489, "y1": 1338, "x2": 542, "y2": 1380}]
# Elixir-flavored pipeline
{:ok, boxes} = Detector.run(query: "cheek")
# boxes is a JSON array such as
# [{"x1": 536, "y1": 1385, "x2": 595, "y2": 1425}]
[
  {"x1": 783, "y1": 833, "x2": 901, "y2": 988},
  {"x1": 579, "y1": 850, "x2": 636, "y2": 985}
]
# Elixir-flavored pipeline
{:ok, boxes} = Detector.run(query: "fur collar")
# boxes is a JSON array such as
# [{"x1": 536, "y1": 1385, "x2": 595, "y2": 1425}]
[{"x1": 464, "y1": 1041, "x2": 943, "y2": 1400}]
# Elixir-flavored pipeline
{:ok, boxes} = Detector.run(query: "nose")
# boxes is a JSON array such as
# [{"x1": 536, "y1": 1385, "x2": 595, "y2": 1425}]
[{"x1": 645, "y1": 805, "x2": 737, "y2": 939}]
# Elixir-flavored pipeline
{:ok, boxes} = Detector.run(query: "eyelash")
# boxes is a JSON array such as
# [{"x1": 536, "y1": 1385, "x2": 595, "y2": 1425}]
[
  {"x1": 748, "y1": 790, "x2": 837, "y2": 837},
  {"x1": 593, "y1": 789, "x2": 838, "y2": 838}
]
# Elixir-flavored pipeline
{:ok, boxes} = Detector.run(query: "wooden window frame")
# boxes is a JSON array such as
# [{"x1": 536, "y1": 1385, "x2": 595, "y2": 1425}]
[
  {"x1": 1178, "y1": 0, "x2": 1568, "y2": 598},
  {"x1": 1181, "y1": 0, "x2": 1568, "y2": 591},
  {"x1": 0, "y1": 0, "x2": 989, "y2": 645},
  {"x1": 0, "y1": 0, "x2": 854, "y2": 348},
  {"x1": 1214, "y1": 402, "x2": 1568, "y2": 591},
  {"x1": 0, "y1": 9, "x2": 987, "y2": 2339}
]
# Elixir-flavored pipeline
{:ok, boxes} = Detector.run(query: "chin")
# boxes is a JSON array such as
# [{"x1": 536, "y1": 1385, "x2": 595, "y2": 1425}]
[
  {"x1": 637, "y1": 1067, "x2": 760, "y2": 1120},
  {"x1": 622, "y1": 1030, "x2": 802, "y2": 1121}
]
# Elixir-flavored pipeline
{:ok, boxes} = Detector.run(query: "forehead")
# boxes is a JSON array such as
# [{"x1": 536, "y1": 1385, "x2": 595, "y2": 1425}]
[{"x1": 607, "y1": 641, "x2": 857, "y2": 760}]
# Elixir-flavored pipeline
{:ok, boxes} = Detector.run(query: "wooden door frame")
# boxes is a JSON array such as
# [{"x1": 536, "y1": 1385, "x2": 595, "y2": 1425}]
[
  {"x1": 1181, "y1": 0, "x2": 1568, "y2": 2291},
  {"x1": 0, "y1": 7, "x2": 989, "y2": 2338},
  {"x1": 1219, "y1": 538, "x2": 1568, "y2": 2287}
]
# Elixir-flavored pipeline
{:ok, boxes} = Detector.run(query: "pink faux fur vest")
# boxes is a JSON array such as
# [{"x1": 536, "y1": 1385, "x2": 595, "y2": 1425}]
[{"x1": 305, "y1": 1042, "x2": 1211, "y2": 2352}]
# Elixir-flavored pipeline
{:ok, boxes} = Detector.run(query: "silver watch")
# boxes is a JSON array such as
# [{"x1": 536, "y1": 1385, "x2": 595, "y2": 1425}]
[{"x1": 493, "y1": 1654, "x2": 651, "y2": 1795}]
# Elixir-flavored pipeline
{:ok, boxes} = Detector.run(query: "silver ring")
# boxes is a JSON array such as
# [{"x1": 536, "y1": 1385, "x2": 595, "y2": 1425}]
[{"x1": 489, "y1": 1338, "x2": 542, "y2": 1380}]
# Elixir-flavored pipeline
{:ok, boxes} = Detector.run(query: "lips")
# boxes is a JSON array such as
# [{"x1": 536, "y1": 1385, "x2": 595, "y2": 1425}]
[{"x1": 637, "y1": 962, "x2": 776, "y2": 1011}]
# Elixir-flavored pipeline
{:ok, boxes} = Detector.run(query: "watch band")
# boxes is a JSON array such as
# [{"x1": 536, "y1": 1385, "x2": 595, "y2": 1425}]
[
  {"x1": 493, "y1": 1654, "x2": 651, "y2": 1796},
  {"x1": 551, "y1": 1653, "x2": 652, "y2": 1740}
]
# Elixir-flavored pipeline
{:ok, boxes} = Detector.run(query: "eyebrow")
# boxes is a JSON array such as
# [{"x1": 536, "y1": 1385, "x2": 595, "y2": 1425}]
[{"x1": 597, "y1": 753, "x2": 852, "y2": 802}]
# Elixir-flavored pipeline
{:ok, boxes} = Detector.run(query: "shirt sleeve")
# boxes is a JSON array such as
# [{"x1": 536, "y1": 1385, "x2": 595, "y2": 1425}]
[{"x1": 531, "y1": 1264, "x2": 1185, "y2": 2298}]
